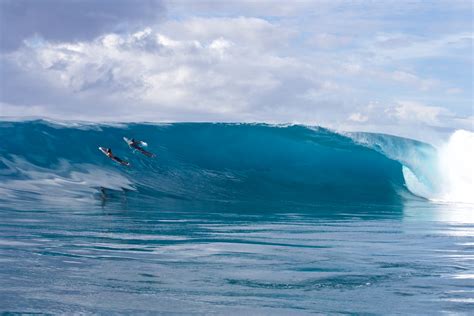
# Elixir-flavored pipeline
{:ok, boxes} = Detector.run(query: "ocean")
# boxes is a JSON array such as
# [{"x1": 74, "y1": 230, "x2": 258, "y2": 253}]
[{"x1": 1, "y1": 120, "x2": 473, "y2": 314}]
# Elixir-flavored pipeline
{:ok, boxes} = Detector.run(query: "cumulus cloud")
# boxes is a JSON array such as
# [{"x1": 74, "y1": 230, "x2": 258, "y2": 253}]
[
  {"x1": 1, "y1": 16, "x2": 469, "y2": 130},
  {"x1": 2, "y1": 19, "x2": 316, "y2": 122}
]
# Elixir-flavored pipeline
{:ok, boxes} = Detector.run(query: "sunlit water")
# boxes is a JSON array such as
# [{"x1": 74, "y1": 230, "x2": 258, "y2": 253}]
[{"x1": 1, "y1": 201, "x2": 473, "y2": 314}]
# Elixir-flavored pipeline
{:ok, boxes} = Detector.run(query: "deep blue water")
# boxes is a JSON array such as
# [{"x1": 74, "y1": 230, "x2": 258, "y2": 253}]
[{"x1": 0, "y1": 120, "x2": 473, "y2": 314}]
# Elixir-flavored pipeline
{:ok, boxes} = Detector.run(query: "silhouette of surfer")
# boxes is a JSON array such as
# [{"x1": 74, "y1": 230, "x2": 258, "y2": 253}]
[
  {"x1": 128, "y1": 138, "x2": 155, "y2": 157},
  {"x1": 104, "y1": 148, "x2": 129, "y2": 166}
]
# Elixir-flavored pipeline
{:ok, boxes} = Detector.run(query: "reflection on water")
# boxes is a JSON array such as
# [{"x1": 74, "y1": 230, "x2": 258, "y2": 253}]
[
  {"x1": 1, "y1": 193, "x2": 473, "y2": 314},
  {"x1": 403, "y1": 199, "x2": 474, "y2": 224}
]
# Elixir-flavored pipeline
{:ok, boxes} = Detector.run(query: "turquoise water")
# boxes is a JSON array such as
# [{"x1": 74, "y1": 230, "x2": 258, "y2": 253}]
[{"x1": 0, "y1": 120, "x2": 473, "y2": 314}]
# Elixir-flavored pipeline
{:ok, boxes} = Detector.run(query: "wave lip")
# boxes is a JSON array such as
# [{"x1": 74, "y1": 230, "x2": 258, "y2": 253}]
[{"x1": 349, "y1": 129, "x2": 474, "y2": 205}]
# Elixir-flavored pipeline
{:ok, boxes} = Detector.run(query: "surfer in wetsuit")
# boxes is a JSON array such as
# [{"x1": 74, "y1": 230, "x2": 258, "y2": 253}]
[
  {"x1": 129, "y1": 138, "x2": 155, "y2": 157},
  {"x1": 105, "y1": 148, "x2": 129, "y2": 166}
]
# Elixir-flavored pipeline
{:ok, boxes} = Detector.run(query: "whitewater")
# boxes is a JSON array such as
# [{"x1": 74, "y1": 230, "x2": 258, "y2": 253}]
[{"x1": 1, "y1": 120, "x2": 473, "y2": 314}]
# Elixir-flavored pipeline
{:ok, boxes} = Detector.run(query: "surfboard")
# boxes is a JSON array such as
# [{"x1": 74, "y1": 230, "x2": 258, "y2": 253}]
[
  {"x1": 123, "y1": 137, "x2": 132, "y2": 146},
  {"x1": 123, "y1": 137, "x2": 155, "y2": 157},
  {"x1": 123, "y1": 137, "x2": 147, "y2": 147},
  {"x1": 98, "y1": 147, "x2": 130, "y2": 166},
  {"x1": 98, "y1": 146, "x2": 109, "y2": 155}
]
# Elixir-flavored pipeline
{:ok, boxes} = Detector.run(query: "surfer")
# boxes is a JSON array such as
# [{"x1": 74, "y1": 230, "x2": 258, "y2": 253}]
[
  {"x1": 127, "y1": 138, "x2": 155, "y2": 157},
  {"x1": 101, "y1": 148, "x2": 130, "y2": 166}
]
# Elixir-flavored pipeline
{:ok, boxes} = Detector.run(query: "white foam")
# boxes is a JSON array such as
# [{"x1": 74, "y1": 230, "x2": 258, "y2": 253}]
[
  {"x1": 0, "y1": 157, "x2": 135, "y2": 207},
  {"x1": 433, "y1": 130, "x2": 474, "y2": 204},
  {"x1": 400, "y1": 130, "x2": 474, "y2": 204}
]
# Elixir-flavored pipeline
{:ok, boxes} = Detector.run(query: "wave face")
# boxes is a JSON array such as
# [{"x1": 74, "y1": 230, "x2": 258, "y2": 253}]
[{"x1": 0, "y1": 120, "x2": 467, "y2": 211}]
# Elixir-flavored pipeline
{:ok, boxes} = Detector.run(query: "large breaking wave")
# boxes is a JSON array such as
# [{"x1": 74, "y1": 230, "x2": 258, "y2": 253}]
[{"x1": 0, "y1": 120, "x2": 472, "y2": 210}]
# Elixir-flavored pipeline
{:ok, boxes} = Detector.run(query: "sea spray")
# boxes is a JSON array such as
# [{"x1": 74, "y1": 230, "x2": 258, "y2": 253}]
[{"x1": 435, "y1": 130, "x2": 474, "y2": 204}]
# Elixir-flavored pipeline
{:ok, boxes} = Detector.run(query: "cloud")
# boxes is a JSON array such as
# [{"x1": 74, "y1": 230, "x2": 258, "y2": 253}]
[
  {"x1": 348, "y1": 112, "x2": 369, "y2": 123},
  {"x1": 0, "y1": 102, "x2": 49, "y2": 118},
  {"x1": 159, "y1": 17, "x2": 294, "y2": 51},
  {"x1": 368, "y1": 32, "x2": 473, "y2": 62},
  {"x1": 0, "y1": 1, "x2": 472, "y2": 141},
  {"x1": 389, "y1": 70, "x2": 438, "y2": 91},
  {"x1": 163, "y1": 0, "x2": 319, "y2": 17},
  {"x1": 446, "y1": 87, "x2": 463, "y2": 94},
  {"x1": 308, "y1": 33, "x2": 353, "y2": 50},
  {"x1": 340, "y1": 99, "x2": 464, "y2": 130},
  {"x1": 1, "y1": 17, "x2": 469, "y2": 132},
  {"x1": 0, "y1": 0, "x2": 164, "y2": 52},
  {"x1": 386, "y1": 101, "x2": 451, "y2": 125},
  {"x1": 2, "y1": 19, "x2": 312, "y2": 122}
]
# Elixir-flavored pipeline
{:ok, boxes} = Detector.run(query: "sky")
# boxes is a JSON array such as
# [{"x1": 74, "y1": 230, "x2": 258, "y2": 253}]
[{"x1": 0, "y1": 0, "x2": 472, "y2": 140}]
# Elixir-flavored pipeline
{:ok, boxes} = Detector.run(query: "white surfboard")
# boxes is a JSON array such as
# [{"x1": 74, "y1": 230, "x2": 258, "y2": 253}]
[
  {"x1": 98, "y1": 146, "x2": 109, "y2": 155},
  {"x1": 123, "y1": 137, "x2": 147, "y2": 147},
  {"x1": 98, "y1": 147, "x2": 130, "y2": 166}
]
